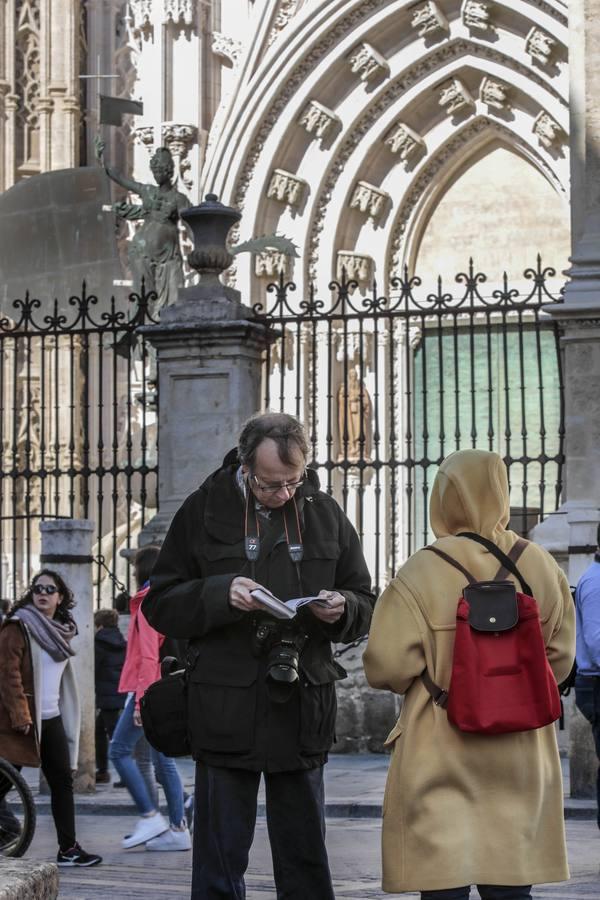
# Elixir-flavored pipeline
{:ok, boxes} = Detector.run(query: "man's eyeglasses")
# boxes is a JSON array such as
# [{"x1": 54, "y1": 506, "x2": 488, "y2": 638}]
[
  {"x1": 32, "y1": 584, "x2": 59, "y2": 596},
  {"x1": 250, "y1": 472, "x2": 307, "y2": 495}
]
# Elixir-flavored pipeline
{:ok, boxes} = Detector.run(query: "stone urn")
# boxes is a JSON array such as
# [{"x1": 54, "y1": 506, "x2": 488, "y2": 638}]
[{"x1": 181, "y1": 193, "x2": 241, "y2": 288}]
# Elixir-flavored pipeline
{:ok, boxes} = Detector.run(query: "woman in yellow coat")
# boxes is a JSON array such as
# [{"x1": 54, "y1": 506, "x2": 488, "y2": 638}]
[{"x1": 363, "y1": 449, "x2": 575, "y2": 899}]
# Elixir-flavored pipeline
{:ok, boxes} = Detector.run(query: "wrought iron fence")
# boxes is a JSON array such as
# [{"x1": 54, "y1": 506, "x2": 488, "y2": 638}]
[
  {"x1": 0, "y1": 285, "x2": 158, "y2": 606},
  {"x1": 258, "y1": 258, "x2": 565, "y2": 595}
]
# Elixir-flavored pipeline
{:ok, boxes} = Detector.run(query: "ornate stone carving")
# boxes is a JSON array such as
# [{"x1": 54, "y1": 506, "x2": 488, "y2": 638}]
[
  {"x1": 461, "y1": 0, "x2": 492, "y2": 31},
  {"x1": 479, "y1": 76, "x2": 511, "y2": 110},
  {"x1": 267, "y1": 168, "x2": 307, "y2": 206},
  {"x1": 347, "y1": 43, "x2": 389, "y2": 83},
  {"x1": 304, "y1": 38, "x2": 566, "y2": 282},
  {"x1": 438, "y1": 78, "x2": 475, "y2": 114},
  {"x1": 133, "y1": 125, "x2": 155, "y2": 151},
  {"x1": 336, "y1": 252, "x2": 374, "y2": 286},
  {"x1": 227, "y1": 6, "x2": 565, "y2": 284},
  {"x1": 255, "y1": 248, "x2": 289, "y2": 278},
  {"x1": 350, "y1": 181, "x2": 389, "y2": 221},
  {"x1": 384, "y1": 122, "x2": 425, "y2": 161},
  {"x1": 298, "y1": 100, "x2": 339, "y2": 141},
  {"x1": 212, "y1": 32, "x2": 242, "y2": 66},
  {"x1": 162, "y1": 122, "x2": 197, "y2": 190},
  {"x1": 411, "y1": 1, "x2": 449, "y2": 37},
  {"x1": 268, "y1": 0, "x2": 302, "y2": 47},
  {"x1": 164, "y1": 0, "x2": 194, "y2": 27},
  {"x1": 533, "y1": 111, "x2": 565, "y2": 149},
  {"x1": 15, "y1": 0, "x2": 41, "y2": 172},
  {"x1": 129, "y1": 0, "x2": 152, "y2": 30},
  {"x1": 388, "y1": 117, "x2": 564, "y2": 277},
  {"x1": 525, "y1": 27, "x2": 557, "y2": 66}
]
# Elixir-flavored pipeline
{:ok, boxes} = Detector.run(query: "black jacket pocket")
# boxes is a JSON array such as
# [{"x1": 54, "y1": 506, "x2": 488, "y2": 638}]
[
  {"x1": 299, "y1": 680, "x2": 337, "y2": 754},
  {"x1": 188, "y1": 666, "x2": 258, "y2": 753}
]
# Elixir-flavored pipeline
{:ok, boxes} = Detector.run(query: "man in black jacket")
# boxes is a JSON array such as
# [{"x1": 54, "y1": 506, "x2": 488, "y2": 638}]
[{"x1": 143, "y1": 412, "x2": 374, "y2": 900}]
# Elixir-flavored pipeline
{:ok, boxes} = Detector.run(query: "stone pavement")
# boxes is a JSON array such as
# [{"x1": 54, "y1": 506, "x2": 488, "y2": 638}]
[
  {"x1": 24, "y1": 815, "x2": 600, "y2": 899},
  {"x1": 17, "y1": 754, "x2": 599, "y2": 898}
]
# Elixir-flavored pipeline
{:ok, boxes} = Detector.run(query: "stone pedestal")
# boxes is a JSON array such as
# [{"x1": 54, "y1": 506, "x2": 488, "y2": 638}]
[
  {"x1": 138, "y1": 195, "x2": 272, "y2": 544},
  {"x1": 40, "y1": 519, "x2": 95, "y2": 793}
]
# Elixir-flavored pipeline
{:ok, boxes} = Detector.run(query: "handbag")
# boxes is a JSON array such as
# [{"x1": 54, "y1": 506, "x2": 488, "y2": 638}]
[{"x1": 140, "y1": 656, "x2": 191, "y2": 757}]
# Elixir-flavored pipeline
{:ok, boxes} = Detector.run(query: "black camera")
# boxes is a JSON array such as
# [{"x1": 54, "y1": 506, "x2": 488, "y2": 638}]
[{"x1": 251, "y1": 620, "x2": 306, "y2": 703}]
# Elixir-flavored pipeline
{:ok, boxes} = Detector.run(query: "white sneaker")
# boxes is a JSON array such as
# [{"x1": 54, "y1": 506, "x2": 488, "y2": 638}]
[
  {"x1": 145, "y1": 825, "x2": 192, "y2": 852},
  {"x1": 122, "y1": 813, "x2": 168, "y2": 849}
]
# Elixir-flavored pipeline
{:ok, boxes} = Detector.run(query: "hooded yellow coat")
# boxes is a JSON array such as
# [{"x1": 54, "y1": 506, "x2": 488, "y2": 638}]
[{"x1": 363, "y1": 450, "x2": 575, "y2": 893}]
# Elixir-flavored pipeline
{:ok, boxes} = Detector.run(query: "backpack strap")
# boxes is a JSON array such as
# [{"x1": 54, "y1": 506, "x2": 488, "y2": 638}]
[
  {"x1": 494, "y1": 538, "x2": 528, "y2": 580},
  {"x1": 422, "y1": 546, "x2": 478, "y2": 585},
  {"x1": 420, "y1": 547, "x2": 476, "y2": 708},
  {"x1": 458, "y1": 532, "x2": 533, "y2": 595},
  {"x1": 421, "y1": 668, "x2": 449, "y2": 708}
]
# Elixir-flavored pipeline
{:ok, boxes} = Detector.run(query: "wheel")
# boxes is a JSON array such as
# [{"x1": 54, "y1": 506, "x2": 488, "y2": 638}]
[{"x1": 0, "y1": 757, "x2": 36, "y2": 858}]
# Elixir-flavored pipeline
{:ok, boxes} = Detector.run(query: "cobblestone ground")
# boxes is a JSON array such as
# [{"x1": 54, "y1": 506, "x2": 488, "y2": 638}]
[{"x1": 24, "y1": 815, "x2": 600, "y2": 899}]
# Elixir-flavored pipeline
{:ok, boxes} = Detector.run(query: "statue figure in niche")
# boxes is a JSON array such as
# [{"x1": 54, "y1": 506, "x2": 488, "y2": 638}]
[
  {"x1": 95, "y1": 138, "x2": 189, "y2": 315},
  {"x1": 337, "y1": 369, "x2": 373, "y2": 463}
]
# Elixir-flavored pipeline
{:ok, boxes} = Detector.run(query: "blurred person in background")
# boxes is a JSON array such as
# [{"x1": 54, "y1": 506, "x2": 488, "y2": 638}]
[
  {"x1": 94, "y1": 608, "x2": 126, "y2": 784},
  {"x1": 109, "y1": 545, "x2": 191, "y2": 852}
]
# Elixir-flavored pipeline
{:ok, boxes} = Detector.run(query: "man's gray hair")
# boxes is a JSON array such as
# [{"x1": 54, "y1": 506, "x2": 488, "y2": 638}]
[{"x1": 238, "y1": 412, "x2": 309, "y2": 469}]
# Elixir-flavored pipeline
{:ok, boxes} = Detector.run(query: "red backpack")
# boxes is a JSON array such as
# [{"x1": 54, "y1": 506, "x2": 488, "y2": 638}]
[{"x1": 421, "y1": 533, "x2": 561, "y2": 735}]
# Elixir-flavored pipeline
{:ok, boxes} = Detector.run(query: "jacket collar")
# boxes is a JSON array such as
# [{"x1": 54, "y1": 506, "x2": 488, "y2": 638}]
[{"x1": 204, "y1": 452, "x2": 320, "y2": 544}]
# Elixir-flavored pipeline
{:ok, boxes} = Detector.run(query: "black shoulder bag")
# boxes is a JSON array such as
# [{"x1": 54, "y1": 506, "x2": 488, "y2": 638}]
[{"x1": 140, "y1": 655, "x2": 192, "y2": 758}]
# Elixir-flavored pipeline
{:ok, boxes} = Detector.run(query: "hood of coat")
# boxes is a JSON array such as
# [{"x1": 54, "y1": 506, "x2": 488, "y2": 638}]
[
  {"x1": 429, "y1": 449, "x2": 510, "y2": 540},
  {"x1": 95, "y1": 625, "x2": 126, "y2": 651}
]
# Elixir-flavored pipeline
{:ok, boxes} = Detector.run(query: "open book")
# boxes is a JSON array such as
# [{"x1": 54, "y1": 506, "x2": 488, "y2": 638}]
[{"x1": 250, "y1": 588, "x2": 331, "y2": 620}]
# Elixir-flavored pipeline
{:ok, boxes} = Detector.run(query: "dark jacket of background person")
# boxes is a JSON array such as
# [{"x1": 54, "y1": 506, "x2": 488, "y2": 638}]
[
  {"x1": 95, "y1": 625, "x2": 126, "y2": 710},
  {"x1": 142, "y1": 452, "x2": 375, "y2": 772},
  {"x1": 363, "y1": 449, "x2": 575, "y2": 893},
  {"x1": 0, "y1": 617, "x2": 80, "y2": 768}
]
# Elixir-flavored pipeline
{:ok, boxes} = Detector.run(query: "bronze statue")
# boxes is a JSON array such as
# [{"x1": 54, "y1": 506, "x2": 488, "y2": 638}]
[
  {"x1": 95, "y1": 138, "x2": 189, "y2": 314},
  {"x1": 337, "y1": 369, "x2": 373, "y2": 462}
]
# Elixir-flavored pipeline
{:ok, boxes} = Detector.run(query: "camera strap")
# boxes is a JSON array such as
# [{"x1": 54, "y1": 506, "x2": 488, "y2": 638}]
[{"x1": 244, "y1": 489, "x2": 304, "y2": 594}]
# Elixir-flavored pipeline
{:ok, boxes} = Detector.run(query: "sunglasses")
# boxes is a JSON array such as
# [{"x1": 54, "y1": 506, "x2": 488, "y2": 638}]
[{"x1": 32, "y1": 584, "x2": 59, "y2": 596}]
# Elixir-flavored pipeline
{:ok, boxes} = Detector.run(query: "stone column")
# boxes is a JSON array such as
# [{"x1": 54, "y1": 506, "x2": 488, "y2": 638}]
[
  {"x1": 531, "y1": 0, "x2": 600, "y2": 798},
  {"x1": 138, "y1": 195, "x2": 272, "y2": 544},
  {"x1": 40, "y1": 519, "x2": 95, "y2": 793}
]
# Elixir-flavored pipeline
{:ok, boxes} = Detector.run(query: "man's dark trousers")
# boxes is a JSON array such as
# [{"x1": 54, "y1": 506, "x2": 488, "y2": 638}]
[
  {"x1": 191, "y1": 762, "x2": 335, "y2": 900},
  {"x1": 575, "y1": 674, "x2": 600, "y2": 829}
]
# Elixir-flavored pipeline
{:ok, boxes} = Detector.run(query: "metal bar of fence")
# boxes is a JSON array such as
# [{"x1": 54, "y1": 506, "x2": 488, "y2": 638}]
[
  {"x1": 259, "y1": 263, "x2": 565, "y2": 577},
  {"x1": 0, "y1": 286, "x2": 157, "y2": 605}
]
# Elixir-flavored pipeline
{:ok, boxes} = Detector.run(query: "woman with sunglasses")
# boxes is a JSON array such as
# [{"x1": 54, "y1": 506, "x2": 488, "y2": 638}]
[{"x1": 0, "y1": 570, "x2": 102, "y2": 866}]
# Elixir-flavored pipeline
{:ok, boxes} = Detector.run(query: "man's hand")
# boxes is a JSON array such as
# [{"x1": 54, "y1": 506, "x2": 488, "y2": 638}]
[
  {"x1": 229, "y1": 576, "x2": 266, "y2": 613},
  {"x1": 15, "y1": 722, "x2": 32, "y2": 735},
  {"x1": 309, "y1": 590, "x2": 346, "y2": 624},
  {"x1": 133, "y1": 708, "x2": 142, "y2": 727}
]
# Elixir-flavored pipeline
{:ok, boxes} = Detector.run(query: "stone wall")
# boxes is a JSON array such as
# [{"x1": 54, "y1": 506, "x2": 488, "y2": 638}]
[{"x1": 333, "y1": 645, "x2": 399, "y2": 754}]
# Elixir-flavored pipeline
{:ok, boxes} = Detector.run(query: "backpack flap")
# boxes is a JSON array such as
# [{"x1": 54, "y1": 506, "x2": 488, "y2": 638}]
[{"x1": 464, "y1": 581, "x2": 518, "y2": 632}]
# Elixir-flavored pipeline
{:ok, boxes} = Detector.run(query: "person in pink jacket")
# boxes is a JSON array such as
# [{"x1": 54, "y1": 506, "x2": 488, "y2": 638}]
[{"x1": 109, "y1": 545, "x2": 191, "y2": 852}]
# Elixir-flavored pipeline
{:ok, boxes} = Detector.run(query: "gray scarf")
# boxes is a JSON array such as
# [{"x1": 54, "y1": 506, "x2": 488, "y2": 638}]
[{"x1": 17, "y1": 605, "x2": 77, "y2": 662}]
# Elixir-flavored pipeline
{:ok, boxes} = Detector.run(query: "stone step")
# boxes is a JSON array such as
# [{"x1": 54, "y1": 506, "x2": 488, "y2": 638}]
[{"x1": 0, "y1": 858, "x2": 58, "y2": 900}]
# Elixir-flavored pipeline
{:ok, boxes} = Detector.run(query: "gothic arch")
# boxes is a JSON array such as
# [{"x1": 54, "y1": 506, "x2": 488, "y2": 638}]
[{"x1": 202, "y1": 0, "x2": 569, "y2": 299}]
